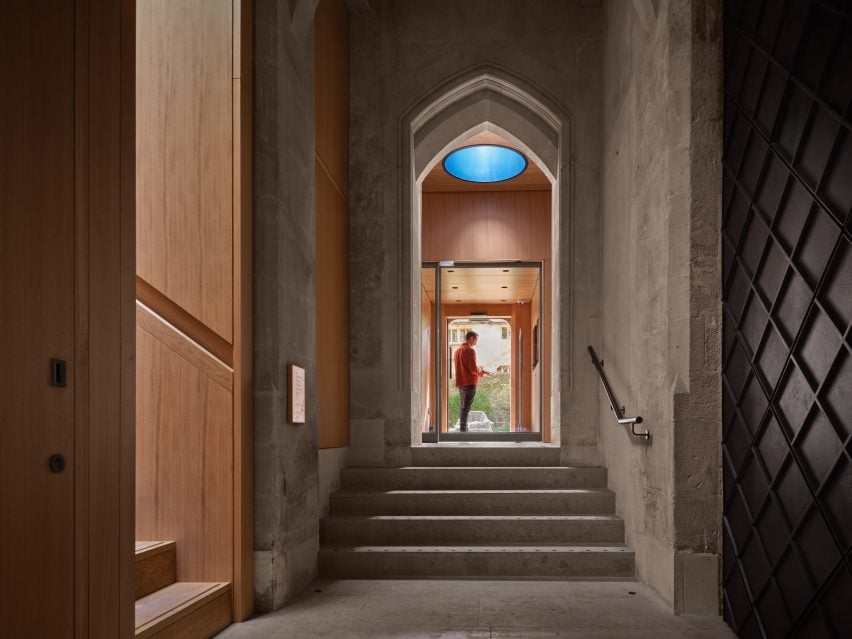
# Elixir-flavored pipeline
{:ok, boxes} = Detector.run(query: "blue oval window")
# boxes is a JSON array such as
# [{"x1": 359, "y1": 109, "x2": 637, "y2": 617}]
[{"x1": 442, "y1": 145, "x2": 528, "y2": 183}]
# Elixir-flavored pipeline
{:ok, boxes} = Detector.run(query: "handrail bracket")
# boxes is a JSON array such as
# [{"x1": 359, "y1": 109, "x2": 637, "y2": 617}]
[{"x1": 588, "y1": 346, "x2": 650, "y2": 441}]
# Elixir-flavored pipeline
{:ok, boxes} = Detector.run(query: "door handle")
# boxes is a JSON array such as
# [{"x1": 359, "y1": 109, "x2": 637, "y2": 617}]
[{"x1": 49, "y1": 454, "x2": 66, "y2": 473}]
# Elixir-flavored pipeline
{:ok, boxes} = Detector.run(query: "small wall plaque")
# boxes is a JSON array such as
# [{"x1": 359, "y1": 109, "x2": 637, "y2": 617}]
[{"x1": 288, "y1": 364, "x2": 306, "y2": 424}]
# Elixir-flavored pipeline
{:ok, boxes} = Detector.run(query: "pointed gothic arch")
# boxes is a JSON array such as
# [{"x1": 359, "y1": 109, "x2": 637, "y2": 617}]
[{"x1": 400, "y1": 66, "x2": 577, "y2": 450}]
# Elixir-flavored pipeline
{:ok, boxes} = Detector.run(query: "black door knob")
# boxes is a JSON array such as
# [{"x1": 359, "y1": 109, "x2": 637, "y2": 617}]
[{"x1": 49, "y1": 454, "x2": 66, "y2": 473}]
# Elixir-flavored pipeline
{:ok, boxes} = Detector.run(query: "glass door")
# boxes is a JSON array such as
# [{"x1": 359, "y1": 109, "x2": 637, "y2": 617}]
[{"x1": 428, "y1": 261, "x2": 543, "y2": 442}]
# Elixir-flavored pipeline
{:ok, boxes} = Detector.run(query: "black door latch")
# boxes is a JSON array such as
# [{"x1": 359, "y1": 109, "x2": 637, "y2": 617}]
[{"x1": 50, "y1": 359, "x2": 67, "y2": 387}]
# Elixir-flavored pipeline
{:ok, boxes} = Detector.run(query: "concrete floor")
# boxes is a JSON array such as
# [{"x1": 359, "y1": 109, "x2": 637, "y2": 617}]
[{"x1": 217, "y1": 579, "x2": 736, "y2": 638}]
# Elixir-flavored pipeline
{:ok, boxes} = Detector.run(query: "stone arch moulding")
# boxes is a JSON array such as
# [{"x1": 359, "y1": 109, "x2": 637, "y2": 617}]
[{"x1": 399, "y1": 65, "x2": 577, "y2": 451}]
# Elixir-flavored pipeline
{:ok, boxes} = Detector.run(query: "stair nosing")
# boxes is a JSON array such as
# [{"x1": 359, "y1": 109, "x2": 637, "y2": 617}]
[
  {"x1": 134, "y1": 540, "x2": 176, "y2": 562},
  {"x1": 333, "y1": 489, "x2": 612, "y2": 494},
  {"x1": 344, "y1": 466, "x2": 604, "y2": 470},
  {"x1": 319, "y1": 544, "x2": 633, "y2": 553},
  {"x1": 321, "y1": 514, "x2": 622, "y2": 521}
]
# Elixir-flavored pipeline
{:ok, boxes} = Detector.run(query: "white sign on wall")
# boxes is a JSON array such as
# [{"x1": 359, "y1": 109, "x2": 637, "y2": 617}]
[{"x1": 288, "y1": 364, "x2": 306, "y2": 424}]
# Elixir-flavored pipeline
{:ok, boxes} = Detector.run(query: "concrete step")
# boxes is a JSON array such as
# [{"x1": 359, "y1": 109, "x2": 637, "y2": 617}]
[
  {"x1": 411, "y1": 446, "x2": 561, "y2": 467},
  {"x1": 320, "y1": 515, "x2": 625, "y2": 545},
  {"x1": 340, "y1": 466, "x2": 607, "y2": 490},
  {"x1": 319, "y1": 544, "x2": 635, "y2": 578},
  {"x1": 328, "y1": 489, "x2": 615, "y2": 516}
]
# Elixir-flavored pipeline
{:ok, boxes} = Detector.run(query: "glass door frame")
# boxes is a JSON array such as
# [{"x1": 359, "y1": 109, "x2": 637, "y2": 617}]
[{"x1": 422, "y1": 260, "x2": 544, "y2": 443}]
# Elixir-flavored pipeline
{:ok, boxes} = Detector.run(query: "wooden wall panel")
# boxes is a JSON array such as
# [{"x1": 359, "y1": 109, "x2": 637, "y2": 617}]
[
  {"x1": 315, "y1": 0, "x2": 349, "y2": 199},
  {"x1": 422, "y1": 190, "x2": 551, "y2": 262},
  {"x1": 84, "y1": 1, "x2": 138, "y2": 634},
  {"x1": 136, "y1": 0, "x2": 234, "y2": 342},
  {"x1": 232, "y1": 0, "x2": 254, "y2": 616},
  {"x1": 135, "y1": 0, "x2": 252, "y2": 622},
  {"x1": 421, "y1": 287, "x2": 435, "y2": 431},
  {"x1": 315, "y1": 0, "x2": 350, "y2": 449},
  {"x1": 515, "y1": 301, "x2": 533, "y2": 429},
  {"x1": 0, "y1": 4, "x2": 76, "y2": 634},
  {"x1": 2, "y1": 1, "x2": 135, "y2": 635},
  {"x1": 531, "y1": 275, "x2": 542, "y2": 434},
  {"x1": 136, "y1": 327, "x2": 233, "y2": 583},
  {"x1": 316, "y1": 163, "x2": 350, "y2": 448}
]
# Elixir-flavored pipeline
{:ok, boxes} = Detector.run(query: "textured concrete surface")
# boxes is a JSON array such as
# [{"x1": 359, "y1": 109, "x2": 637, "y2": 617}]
[
  {"x1": 319, "y1": 446, "x2": 351, "y2": 516},
  {"x1": 599, "y1": 0, "x2": 722, "y2": 614},
  {"x1": 411, "y1": 445, "x2": 562, "y2": 467},
  {"x1": 320, "y1": 515, "x2": 625, "y2": 545},
  {"x1": 216, "y1": 579, "x2": 736, "y2": 638},
  {"x1": 328, "y1": 489, "x2": 615, "y2": 516},
  {"x1": 249, "y1": 0, "x2": 723, "y2": 619},
  {"x1": 253, "y1": 0, "x2": 321, "y2": 612},
  {"x1": 349, "y1": 0, "x2": 605, "y2": 466},
  {"x1": 319, "y1": 546, "x2": 635, "y2": 579},
  {"x1": 340, "y1": 466, "x2": 608, "y2": 490},
  {"x1": 320, "y1": 458, "x2": 630, "y2": 580}
]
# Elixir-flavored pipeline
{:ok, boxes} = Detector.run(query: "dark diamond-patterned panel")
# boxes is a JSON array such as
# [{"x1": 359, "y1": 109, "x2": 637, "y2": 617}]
[{"x1": 723, "y1": 1, "x2": 852, "y2": 637}]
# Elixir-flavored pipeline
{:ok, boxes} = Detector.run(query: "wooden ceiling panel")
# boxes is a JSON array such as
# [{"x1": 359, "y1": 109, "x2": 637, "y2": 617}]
[{"x1": 422, "y1": 266, "x2": 540, "y2": 304}]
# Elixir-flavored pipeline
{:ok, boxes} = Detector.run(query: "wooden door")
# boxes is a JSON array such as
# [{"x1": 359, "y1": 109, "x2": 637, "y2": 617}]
[{"x1": 0, "y1": 2, "x2": 76, "y2": 635}]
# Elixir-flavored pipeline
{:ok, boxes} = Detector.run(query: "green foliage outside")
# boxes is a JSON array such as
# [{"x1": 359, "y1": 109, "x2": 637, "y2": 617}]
[{"x1": 448, "y1": 371, "x2": 511, "y2": 431}]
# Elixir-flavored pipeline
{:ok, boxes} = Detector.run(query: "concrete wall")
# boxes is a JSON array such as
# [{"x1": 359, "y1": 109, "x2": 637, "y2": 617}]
[
  {"x1": 350, "y1": 0, "x2": 605, "y2": 465},
  {"x1": 253, "y1": 0, "x2": 322, "y2": 612},
  {"x1": 319, "y1": 447, "x2": 351, "y2": 516},
  {"x1": 599, "y1": 0, "x2": 722, "y2": 614}
]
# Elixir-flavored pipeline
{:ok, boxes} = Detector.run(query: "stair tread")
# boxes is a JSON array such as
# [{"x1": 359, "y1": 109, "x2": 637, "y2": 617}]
[
  {"x1": 135, "y1": 540, "x2": 175, "y2": 559},
  {"x1": 347, "y1": 466, "x2": 602, "y2": 470},
  {"x1": 135, "y1": 581, "x2": 230, "y2": 638},
  {"x1": 323, "y1": 514, "x2": 621, "y2": 521},
  {"x1": 334, "y1": 488, "x2": 611, "y2": 495},
  {"x1": 321, "y1": 544, "x2": 632, "y2": 552}
]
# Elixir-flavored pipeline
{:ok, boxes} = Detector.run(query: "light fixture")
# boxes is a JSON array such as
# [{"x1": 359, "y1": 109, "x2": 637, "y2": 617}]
[{"x1": 443, "y1": 145, "x2": 528, "y2": 183}]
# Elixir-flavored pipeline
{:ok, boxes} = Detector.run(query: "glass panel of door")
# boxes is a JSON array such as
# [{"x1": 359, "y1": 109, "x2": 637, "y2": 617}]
[{"x1": 422, "y1": 261, "x2": 543, "y2": 442}]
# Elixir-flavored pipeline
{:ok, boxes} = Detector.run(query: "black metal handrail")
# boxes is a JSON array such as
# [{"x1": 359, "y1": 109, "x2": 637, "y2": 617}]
[{"x1": 587, "y1": 345, "x2": 650, "y2": 440}]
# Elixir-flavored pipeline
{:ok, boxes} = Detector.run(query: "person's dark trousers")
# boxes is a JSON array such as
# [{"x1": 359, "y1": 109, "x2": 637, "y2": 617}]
[{"x1": 458, "y1": 384, "x2": 476, "y2": 431}]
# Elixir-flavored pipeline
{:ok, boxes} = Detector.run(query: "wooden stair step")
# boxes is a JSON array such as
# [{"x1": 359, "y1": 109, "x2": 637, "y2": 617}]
[
  {"x1": 135, "y1": 541, "x2": 177, "y2": 600},
  {"x1": 135, "y1": 582, "x2": 231, "y2": 639}
]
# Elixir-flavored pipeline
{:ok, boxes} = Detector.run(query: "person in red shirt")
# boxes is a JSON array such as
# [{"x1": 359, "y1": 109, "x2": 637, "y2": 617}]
[{"x1": 453, "y1": 330, "x2": 489, "y2": 431}]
